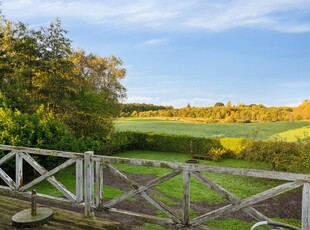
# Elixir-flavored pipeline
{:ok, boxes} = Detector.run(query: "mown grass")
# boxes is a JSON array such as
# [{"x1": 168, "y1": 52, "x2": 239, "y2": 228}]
[
  {"x1": 31, "y1": 150, "x2": 301, "y2": 229},
  {"x1": 115, "y1": 118, "x2": 310, "y2": 141},
  {"x1": 114, "y1": 151, "x2": 280, "y2": 204}
]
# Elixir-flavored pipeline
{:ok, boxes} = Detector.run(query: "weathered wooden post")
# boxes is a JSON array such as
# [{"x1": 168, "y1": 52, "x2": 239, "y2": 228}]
[
  {"x1": 183, "y1": 168, "x2": 190, "y2": 226},
  {"x1": 95, "y1": 161, "x2": 104, "y2": 208},
  {"x1": 76, "y1": 158, "x2": 83, "y2": 203},
  {"x1": 15, "y1": 152, "x2": 23, "y2": 190},
  {"x1": 302, "y1": 183, "x2": 310, "y2": 230},
  {"x1": 31, "y1": 190, "x2": 37, "y2": 216},
  {"x1": 84, "y1": 151, "x2": 94, "y2": 217}
]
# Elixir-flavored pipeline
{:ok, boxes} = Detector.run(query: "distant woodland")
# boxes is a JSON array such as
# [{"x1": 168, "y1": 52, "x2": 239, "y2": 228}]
[{"x1": 121, "y1": 100, "x2": 310, "y2": 123}]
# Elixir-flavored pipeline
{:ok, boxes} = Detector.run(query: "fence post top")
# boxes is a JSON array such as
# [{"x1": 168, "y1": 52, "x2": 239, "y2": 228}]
[{"x1": 84, "y1": 151, "x2": 94, "y2": 156}]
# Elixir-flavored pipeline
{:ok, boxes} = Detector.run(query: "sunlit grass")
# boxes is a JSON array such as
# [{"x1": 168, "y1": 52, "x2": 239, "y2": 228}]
[
  {"x1": 115, "y1": 118, "x2": 310, "y2": 141},
  {"x1": 271, "y1": 125, "x2": 310, "y2": 141}
]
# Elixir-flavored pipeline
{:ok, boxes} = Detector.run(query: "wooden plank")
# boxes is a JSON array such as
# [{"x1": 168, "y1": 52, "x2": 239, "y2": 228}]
[
  {"x1": 76, "y1": 159, "x2": 84, "y2": 203},
  {"x1": 95, "y1": 161, "x2": 104, "y2": 207},
  {"x1": 107, "y1": 207, "x2": 175, "y2": 227},
  {"x1": 21, "y1": 153, "x2": 76, "y2": 202},
  {"x1": 191, "y1": 171, "x2": 271, "y2": 222},
  {"x1": 106, "y1": 163, "x2": 139, "y2": 189},
  {"x1": 0, "y1": 144, "x2": 83, "y2": 159},
  {"x1": 19, "y1": 158, "x2": 76, "y2": 191},
  {"x1": 15, "y1": 152, "x2": 23, "y2": 190},
  {"x1": 0, "y1": 168, "x2": 16, "y2": 189},
  {"x1": 190, "y1": 181, "x2": 302, "y2": 226},
  {"x1": 183, "y1": 169, "x2": 190, "y2": 226},
  {"x1": 104, "y1": 169, "x2": 181, "y2": 208},
  {"x1": 84, "y1": 151, "x2": 94, "y2": 217},
  {"x1": 1, "y1": 189, "x2": 85, "y2": 209},
  {"x1": 140, "y1": 191, "x2": 182, "y2": 224},
  {"x1": 93, "y1": 155, "x2": 310, "y2": 182},
  {"x1": 0, "y1": 185, "x2": 11, "y2": 191},
  {"x1": 302, "y1": 183, "x2": 310, "y2": 230},
  {"x1": 0, "y1": 150, "x2": 16, "y2": 166}
]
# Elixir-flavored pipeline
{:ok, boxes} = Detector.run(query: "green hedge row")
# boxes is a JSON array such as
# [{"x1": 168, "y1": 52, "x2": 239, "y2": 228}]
[
  {"x1": 109, "y1": 131, "x2": 310, "y2": 173},
  {"x1": 108, "y1": 131, "x2": 247, "y2": 157}
]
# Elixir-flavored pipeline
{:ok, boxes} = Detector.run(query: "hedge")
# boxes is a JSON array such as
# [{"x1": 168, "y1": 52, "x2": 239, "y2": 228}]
[
  {"x1": 107, "y1": 131, "x2": 248, "y2": 159},
  {"x1": 108, "y1": 131, "x2": 310, "y2": 173}
]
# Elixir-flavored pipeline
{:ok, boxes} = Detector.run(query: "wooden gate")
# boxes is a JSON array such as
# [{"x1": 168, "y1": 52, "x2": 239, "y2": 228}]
[{"x1": 0, "y1": 145, "x2": 309, "y2": 229}]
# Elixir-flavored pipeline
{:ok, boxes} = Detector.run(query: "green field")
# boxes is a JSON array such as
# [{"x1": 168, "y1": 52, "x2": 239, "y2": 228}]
[{"x1": 115, "y1": 118, "x2": 310, "y2": 141}]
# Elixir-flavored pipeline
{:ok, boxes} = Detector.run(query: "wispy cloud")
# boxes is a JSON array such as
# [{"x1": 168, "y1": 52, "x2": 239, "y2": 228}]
[
  {"x1": 3, "y1": 0, "x2": 310, "y2": 33},
  {"x1": 2, "y1": 0, "x2": 185, "y2": 27},
  {"x1": 187, "y1": 0, "x2": 310, "y2": 33},
  {"x1": 279, "y1": 81, "x2": 310, "y2": 88},
  {"x1": 141, "y1": 38, "x2": 168, "y2": 46}
]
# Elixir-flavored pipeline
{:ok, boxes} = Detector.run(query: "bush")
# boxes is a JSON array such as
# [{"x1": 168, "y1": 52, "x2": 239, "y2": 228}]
[
  {"x1": 241, "y1": 138, "x2": 310, "y2": 173},
  {"x1": 131, "y1": 132, "x2": 221, "y2": 155},
  {"x1": 208, "y1": 147, "x2": 228, "y2": 161},
  {"x1": 0, "y1": 105, "x2": 108, "y2": 172},
  {"x1": 219, "y1": 138, "x2": 249, "y2": 158}
]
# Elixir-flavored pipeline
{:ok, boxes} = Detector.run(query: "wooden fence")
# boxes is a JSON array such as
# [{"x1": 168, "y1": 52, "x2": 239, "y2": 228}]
[{"x1": 0, "y1": 145, "x2": 309, "y2": 229}]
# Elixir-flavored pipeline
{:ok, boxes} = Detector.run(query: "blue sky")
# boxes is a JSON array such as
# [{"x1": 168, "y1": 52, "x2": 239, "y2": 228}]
[{"x1": 2, "y1": 0, "x2": 310, "y2": 108}]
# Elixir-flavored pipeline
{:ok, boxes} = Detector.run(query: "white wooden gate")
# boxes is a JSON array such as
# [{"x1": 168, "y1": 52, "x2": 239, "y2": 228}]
[{"x1": 0, "y1": 145, "x2": 309, "y2": 229}]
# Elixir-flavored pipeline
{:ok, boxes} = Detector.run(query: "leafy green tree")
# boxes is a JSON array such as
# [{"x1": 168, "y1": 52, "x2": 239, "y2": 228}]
[
  {"x1": 1, "y1": 15, "x2": 127, "y2": 141},
  {"x1": 214, "y1": 102, "x2": 224, "y2": 107},
  {"x1": 66, "y1": 49, "x2": 126, "y2": 139}
]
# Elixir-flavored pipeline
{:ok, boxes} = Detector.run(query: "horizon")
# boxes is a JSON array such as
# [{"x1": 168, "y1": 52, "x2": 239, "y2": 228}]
[
  {"x1": 123, "y1": 100, "x2": 308, "y2": 109},
  {"x1": 2, "y1": 1, "x2": 310, "y2": 108}
]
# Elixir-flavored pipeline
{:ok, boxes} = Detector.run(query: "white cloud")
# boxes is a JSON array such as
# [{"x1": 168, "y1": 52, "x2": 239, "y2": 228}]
[
  {"x1": 3, "y1": 0, "x2": 310, "y2": 33},
  {"x1": 141, "y1": 38, "x2": 168, "y2": 46},
  {"x1": 2, "y1": 0, "x2": 185, "y2": 27},
  {"x1": 186, "y1": 0, "x2": 310, "y2": 33}
]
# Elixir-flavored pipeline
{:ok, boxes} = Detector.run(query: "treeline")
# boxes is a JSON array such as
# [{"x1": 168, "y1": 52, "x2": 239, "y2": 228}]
[
  {"x1": 122, "y1": 100, "x2": 310, "y2": 123},
  {"x1": 120, "y1": 103, "x2": 173, "y2": 117},
  {"x1": 0, "y1": 13, "x2": 126, "y2": 151}
]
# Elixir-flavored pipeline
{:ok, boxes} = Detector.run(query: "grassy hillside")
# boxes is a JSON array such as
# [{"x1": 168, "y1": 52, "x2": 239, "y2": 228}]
[{"x1": 115, "y1": 118, "x2": 310, "y2": 140}]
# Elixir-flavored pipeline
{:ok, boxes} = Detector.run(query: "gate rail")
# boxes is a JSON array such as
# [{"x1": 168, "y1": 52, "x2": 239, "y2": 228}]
[{"x1": 0, "y1": 145, "x2": 309, "y2": 229}]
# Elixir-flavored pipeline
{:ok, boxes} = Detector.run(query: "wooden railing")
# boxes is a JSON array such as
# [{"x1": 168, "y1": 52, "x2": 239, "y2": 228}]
[{"x1": 0, "y1": 145, "x2": 309, "y2": 229}]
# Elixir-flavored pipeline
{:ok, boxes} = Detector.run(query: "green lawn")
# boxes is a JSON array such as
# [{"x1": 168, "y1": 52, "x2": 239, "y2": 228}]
[
  {"x1": 115, "y1": 118, "x2": 310, "y2": 141},
  {"x1": 115, "y1": 151, "x2": 280, "y2": 203},
  {"x1": 30, "y1": 150, "x2": 301, "y2": 230}
]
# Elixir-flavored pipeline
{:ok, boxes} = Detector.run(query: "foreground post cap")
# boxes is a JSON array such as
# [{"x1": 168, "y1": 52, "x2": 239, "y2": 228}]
[{"x1": 12, "y1": 207, "x2": 54, "y2": 228}]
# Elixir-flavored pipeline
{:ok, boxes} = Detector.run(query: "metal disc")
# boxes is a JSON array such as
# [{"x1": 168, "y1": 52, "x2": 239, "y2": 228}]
[{"x1": 12, "y1": 207, "x2": 53, "y2": 227}]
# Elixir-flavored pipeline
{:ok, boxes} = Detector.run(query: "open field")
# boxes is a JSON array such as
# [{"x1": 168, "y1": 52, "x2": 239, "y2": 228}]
[
  {"x1": 115, "y1": 118, "x2": 310, "y2": 141},
  {"x1": 33, "y1": 150, "x2": 301, "y2": 230}
]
